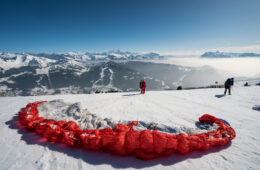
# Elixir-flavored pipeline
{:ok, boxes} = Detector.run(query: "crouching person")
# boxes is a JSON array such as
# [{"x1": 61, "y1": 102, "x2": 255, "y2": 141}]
[{"x1": 224, "y1": 78, "x2": 234, "y2": 95}]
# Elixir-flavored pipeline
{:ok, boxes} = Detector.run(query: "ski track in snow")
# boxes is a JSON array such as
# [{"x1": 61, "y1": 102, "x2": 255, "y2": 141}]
[
  {"x1": 0, "y1": 86, "x2": 260, "y2": 169},
  {"x1": 47, "y1": 71, "x2": 54, "y2": 89},
  {"x1": 172, "y1": 75, "x2": 186, "y2": 86},
  {"x1": 107, "y1": 68, "x2": 114, "y2": 88},
  {"x1": 0, "y1": 71, "x2": 33, "y2": 83},
  {"x1": 92, "y1": 66, "x2": 114, "y2": 89},
  {"x1": 92, "y1": 66, "x2": 106, "y2": 88}
]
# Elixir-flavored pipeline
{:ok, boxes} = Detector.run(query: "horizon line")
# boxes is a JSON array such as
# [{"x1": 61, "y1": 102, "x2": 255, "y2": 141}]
[{"x1": 1, "y1": 44, "x2": 260, "y2": 56}]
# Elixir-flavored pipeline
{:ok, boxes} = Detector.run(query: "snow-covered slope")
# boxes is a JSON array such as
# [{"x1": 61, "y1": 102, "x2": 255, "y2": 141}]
[
  {"x1": 1, "y1": 86, "x2": 260, "y2": 169},
  {"x1": 0, "y1": 51, "x2": 165, "y2": 71},
  {"x1": 0, "y1": 60, "x2": 229, "y2": 96},
  {"x1": 0, "y1": 52, "x2": 56, "y2": 70}
]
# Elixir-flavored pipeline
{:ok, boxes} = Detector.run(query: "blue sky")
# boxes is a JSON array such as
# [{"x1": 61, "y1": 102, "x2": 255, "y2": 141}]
[{"x1": 0, "y1": 0, "x2": 260, "y2": 54}]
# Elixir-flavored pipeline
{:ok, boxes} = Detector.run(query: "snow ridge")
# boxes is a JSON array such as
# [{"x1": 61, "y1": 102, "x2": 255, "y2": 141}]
[{"x1": 0, "y1": 51, "x2": 165, "y2": 71}]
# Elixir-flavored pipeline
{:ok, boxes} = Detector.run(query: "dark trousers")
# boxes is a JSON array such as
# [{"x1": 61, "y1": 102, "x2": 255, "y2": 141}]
[{"x1": 224, "y1": 86, "x2": 231, "y2": 95}]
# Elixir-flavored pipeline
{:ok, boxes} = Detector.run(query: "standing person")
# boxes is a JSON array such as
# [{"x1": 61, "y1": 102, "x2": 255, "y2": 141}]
[
  {"x1": 224, "y1": 78, "x2": 234, "y2": 95},
  {"x1": 139, "y1": 80, "x2": 146, "y2": 94}
]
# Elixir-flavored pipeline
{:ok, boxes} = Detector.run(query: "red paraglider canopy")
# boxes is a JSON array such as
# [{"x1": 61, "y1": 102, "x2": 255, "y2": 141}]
[{"x1": 18, "y1": 101, "x2": 236, "y2": 160}]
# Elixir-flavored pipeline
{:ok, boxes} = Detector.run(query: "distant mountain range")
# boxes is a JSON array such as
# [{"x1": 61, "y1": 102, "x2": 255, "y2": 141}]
[
  {"x1": 0, "y1": 51, "x2": 227, "y2": 96},
  {"x1": 201, "y1": 51, "x2": 260, "y2": 58},
  {"x1": 0, "y1": 50, "x2": 165, "y2": 69}
]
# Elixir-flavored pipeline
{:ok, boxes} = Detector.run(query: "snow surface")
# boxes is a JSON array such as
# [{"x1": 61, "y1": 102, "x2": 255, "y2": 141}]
[{"x1": 0, "y1": 86, "x2": 260, "y2": 170}]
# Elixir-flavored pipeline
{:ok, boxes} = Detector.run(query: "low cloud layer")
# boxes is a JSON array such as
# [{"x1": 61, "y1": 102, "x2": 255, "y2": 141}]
[{"x1": 161, "y1": 45, "x2": 260, "y2": 56}]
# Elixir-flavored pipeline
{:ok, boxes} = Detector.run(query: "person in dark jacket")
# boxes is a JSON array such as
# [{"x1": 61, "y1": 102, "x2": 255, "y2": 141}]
[
  {"x1": 139, "y1": 80, "x2": 146, "y2": 94},
  {"x1": 224, "y1": 78, "x2": 234, "y2": 95}
]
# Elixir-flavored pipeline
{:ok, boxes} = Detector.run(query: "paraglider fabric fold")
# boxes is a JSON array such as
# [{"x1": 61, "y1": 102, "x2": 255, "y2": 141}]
[{"x1": 18, "y1": 101, "x2": 236, "y2": 160}]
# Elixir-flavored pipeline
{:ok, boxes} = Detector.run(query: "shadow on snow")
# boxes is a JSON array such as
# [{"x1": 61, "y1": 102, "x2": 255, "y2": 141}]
[
  {"x1": 122, "y1": 93, "x2": 141, "y2": 97},
  {"x1": 215, "y1": 94, "x2": 225, "y2": 98}
]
